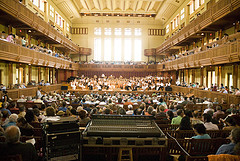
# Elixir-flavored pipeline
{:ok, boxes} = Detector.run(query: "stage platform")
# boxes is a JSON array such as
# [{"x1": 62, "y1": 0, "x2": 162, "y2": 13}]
[{"x1": 65, "y1": 89, "x2": 172, "y2": 95}]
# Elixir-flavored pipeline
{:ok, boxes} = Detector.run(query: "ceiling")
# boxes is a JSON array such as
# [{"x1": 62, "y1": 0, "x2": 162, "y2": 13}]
[{"x1": 52, "y1": 0, "x2": 184, "y2": 24}]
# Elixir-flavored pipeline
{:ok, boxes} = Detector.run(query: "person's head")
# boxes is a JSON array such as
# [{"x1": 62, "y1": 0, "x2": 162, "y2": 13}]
[
  {"x1": 9, "y1": 114, "x2": 18, "y2": 123},
  {"x1": 230, "y1": 128, "x2": 240, "y2": 144},
  {"x1": 79, "y1": 110, "x2": 87, "y2": 119},
  {"x1": 225, "y1": 116, "x2": 236, "y2": 126},
  {"x1": 193, "y1": 110, "x2": 200, "y2": 118},
  {"x1": 147, "y1": 106, "x2": 154, "y2": 114},
  {"x1": 128, "y1": 105, "x2": 133, "y2": 110},
  {"x1": 16, "y1": 117, "x2": 28, "y2": 127},
  {"x1": 4, "y1": 126, "x2": 21, "y2": 143},
  {"x1": 184, "y1": 110, "x2": 193, "y2": 118},
  {"x1": 18, "y1": 104, "x2": 25, "y2": 112},
  {"x1": 193, "y1": 123, "x2": 206, "y2": 135},
  {"x1": 103, "y1": 108, "x2": 111, "y2": 114},
  {"x1": 202, "y1": 113, "x2": 212, "y2": 123},
  {"x1": 46, "y1": 106, "x2": 55, "y2": 116},
  {"x1": 179, "y1": 116, "x2": 192, "y2": 130},
  {"x1": 177, "y1": 109, "x2": 184, "y2": 117},
  {"x1": 118, "y1": 107, "x2": 126, "y2": 115},
  {"x1": 216, "y1": 106, "x2": 222, "y2": 111},
  {"x1": 167, "y1": 110, "x2": 174, "y2": 120}
]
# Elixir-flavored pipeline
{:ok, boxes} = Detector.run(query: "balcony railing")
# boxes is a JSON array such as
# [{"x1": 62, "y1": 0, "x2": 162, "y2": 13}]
[
  {"x1": 158, "y1": 38, "x2": 240, "y2": 71},
  {"x1": 0, "y1": 39, "x2": 79, "y2": 70}
]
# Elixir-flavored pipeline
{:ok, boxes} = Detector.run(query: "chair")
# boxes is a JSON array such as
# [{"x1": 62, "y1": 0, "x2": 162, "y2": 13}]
[
  {"x1": 0, "y1": 154, "x2": 22, "y2": 161},
  {"x1": 208, "y1": 154, "x2": 240, "y2": 161}
]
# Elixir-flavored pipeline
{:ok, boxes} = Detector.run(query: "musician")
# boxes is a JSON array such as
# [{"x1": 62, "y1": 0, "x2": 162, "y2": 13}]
[{"x1": 70, "y1": 80, "x2": 76, "y2": 90}]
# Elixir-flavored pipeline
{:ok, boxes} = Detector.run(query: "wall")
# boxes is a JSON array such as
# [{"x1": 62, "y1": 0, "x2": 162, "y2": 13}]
[{"x1": 71, "y1": 17, "x2": 164, "y2": 62}]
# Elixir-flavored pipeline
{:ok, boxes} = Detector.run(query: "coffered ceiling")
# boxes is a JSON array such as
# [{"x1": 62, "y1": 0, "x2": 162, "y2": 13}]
[{"x1": 52, "y1": 0, "x2": 184, "y2": 23}]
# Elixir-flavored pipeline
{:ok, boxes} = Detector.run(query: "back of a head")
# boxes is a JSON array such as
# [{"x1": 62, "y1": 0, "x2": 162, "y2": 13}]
[
  {"x1": 193, "y1": 123, "x2": 206, "y2": 134},
  {"x1": 118, "y1": 108, "x2": 126, "y2": 115},
  {"x1": 231, "y1": 128, "x2": 240, "y2": 145},
  {"x1": 128, "y1": 105, "x2": 133, "y2": 110},
  {"x1": 19, "y1": 104, "x2": 25, "y2": 112},
  {"x1": 9, "y1": 114, "x2": 18, "y2": 123},
  {"x1": 203, "y1": 113, "x2": 212, "y2": 122},
  {"x1": 177, "y1": 109, "x2": 183, "y2": 116},
  {"x1": 46, "y1": 106, "x2": 55, "y2": 116},
  {"x1": 5, "y1": 126, "x2": 21, "y2": 143},
  {"x1": 147, "y1": 106, "x2": 154, "y2": 114}
]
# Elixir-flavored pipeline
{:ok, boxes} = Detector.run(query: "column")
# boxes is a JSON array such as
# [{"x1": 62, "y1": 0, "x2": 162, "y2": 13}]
[
  {"x1": 45, "y1": 67, "x2": 48, "y2": 83},
  {"x1": 200, "y1": 67, "x2": 203, "y2": 86},
  {"x1": 8, "y1": 63, "x2": 13, "y2": 87},
  {"x1": 28, "y1": 65, "x2": 32, "y2": 84},
  {"x1": 233, "y1": 64, "x2": 238, "y2": 88},
  {"x1": 23, "y1": 65, "x2": 26, "y2": 84},
  {"x1": 192, "y1": 69, "x2": 195, "y2": 83},
  {"x1": 38, "y1": 67, "x2": 41, "y2": 83}
]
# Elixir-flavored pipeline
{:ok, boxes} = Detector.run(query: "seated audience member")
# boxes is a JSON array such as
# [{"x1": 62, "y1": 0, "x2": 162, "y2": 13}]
[
  {"x1": 41, "y1": 106, "x2": 58, "y2": 122},
  {"x1": 58, "y1": 101, "x2": 68, "y2": 112},
  {"x1": 78, "y1": 110, "x2": 90, "y2": 126},
  {"x1": 213, "y1": 106, "x2": 225, "y2": 120},
  {"x1": 126, "y1": 105, "x2": 134, "y2": 115},
  {"x1": 117, "y1": 107, "x2": 126, "y2": 115},
  {"x1": 0, "y1": 102, "x2": 11, "y2": 115},
  {"x1": 203, "y1": 113, "x2": 219, "y2": 130},
  {"x1": 25, "y1": 110, "x2": 38, "y2": 123},
  {"x1": 203, "y1": 102, "x2": 214, "y2": 114},
  {"x1": 156, "y1": 105, "x2": 167, "y2": 118},
  {"x1": 145, "y1": 106, "x2": 154, "y2": 115},
  {"x1": 16, "y1": 117, "x2": 34, "y2": 136},
  {"x1": 216, "y1": 128, "x2": 240, "y2": 155},
  {"x1": 17, "y1": 95, "x2": 26, "y2": 102},
  {"x1": 177, "y1": 116, "x2": 192, "y2": 130},
  {"x1": 222, "y1": 116, "x2": 238, "y2": 130},
  {"x1": 171, "y1": 109, "x2": 184, "y2": 125},
  {"x1": 192, "y1": 123, "x2": 211, "y2": 139},
  {"x1": 191, "y1": 110, "x2": 203, "y2": 125},
  {"x1": 18, "y1": 105, "x2": 26, "y2": 118},
  {"x1": 166, "y1": 110, "x2": 174, "y2": 122},
  {"x1": 0, "y1": 126, "x2": 38, "y2": 161},
  {"x1": 3, "y1": 114, "x2": 18, "y2": 129}
]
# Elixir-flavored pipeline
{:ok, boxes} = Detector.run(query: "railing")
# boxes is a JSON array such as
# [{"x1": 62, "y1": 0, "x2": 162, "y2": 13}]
[
  {"x1": 159, "y1": 36, "x2": 240, "y2": 71},
  {"x1": 171, "y1": 85, "x2": 240, "y2": 105},
  {"x1": 0, "y1": 84, "x2": 62, "y2": 100},
  {"x1": 79, "y1": 64, "x2": 157, "y2": 72},
  {"x1": 0, "y1": 0, "x2": 79, "y2": 52},
  {"x1": 156, "y1": 0, "x2": 240, "y2": 54},
  {"x1": 0, "y1": 39, "x2": 79, "y2": 70}
]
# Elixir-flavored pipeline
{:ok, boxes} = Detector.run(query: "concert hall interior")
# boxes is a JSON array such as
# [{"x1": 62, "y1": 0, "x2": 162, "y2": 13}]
[{"x1": 0, "y1": 0, "x2": 240, "y2": 161}]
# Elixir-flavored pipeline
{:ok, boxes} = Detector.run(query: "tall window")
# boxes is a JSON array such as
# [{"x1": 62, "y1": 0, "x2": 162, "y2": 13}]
[
  {"x1": 104, "y1": 28, "x2": 111, "y2": 35},
  {"x1": 166, "y1": 24, "x2": 169, "y2": 33},
  {"x1": 104, "y1": 38, "x2": 111, "y2": 61},
  {"x1": 189, "y1": 1, "x2": 194, "y2": 15},
  {"x1": 39, "y1": 0, "x2": 44, "y2": 11},
  {"x1": 134, "y1": 28, "x2": 142, "y2": 36},
  {"x1": 32, "y1": 0, "x2": 38, "y2": 6},
  {"x1": 134, "y1": 39, "x2": 142, "y2": 61},
  {"x1": 114, "y1": 28, "x2": 122, "y2": 35},
  {"x1": 94, "y1": 38, "x2": 101, "y2": 61},
  {"x1": 94, "y1": 28, "x2": 142, "y2": 61},
  {"x1": 124, "y1": 38, "x2": 132, "y2": 61},
  {"x1": 114, "y1": 38, "x2": 122, "y2": 61},
  {"x1": 55, "y1": 12, "x2": 64, "y2": 28},
  {"x1": 66, "y1": 23, "x2": 70, "y2": 32},
  {"x1": 181, "y1": 8, "x2": 185, "y2": 20},
  {"x1": 94, "y1": 27, "x2": 101, "y2": 35},
  {"x1": 124, "y1": 28, "x2": 132, "y2": 36},
  {"x1": 195, "y1": 0, "x2": 200, "y2": 10},
  {"x1": 50, "y1": 5, "x2": 54, "y2": 17}
]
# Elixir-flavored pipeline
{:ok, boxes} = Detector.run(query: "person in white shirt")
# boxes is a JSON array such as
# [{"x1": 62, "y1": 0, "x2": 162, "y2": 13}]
[
  {"x1": 126, "y1": 105, "x2": 134, "y2": 115},
  {"x1": 203, "y1": 113, "x2": 219, "y2": 130}
]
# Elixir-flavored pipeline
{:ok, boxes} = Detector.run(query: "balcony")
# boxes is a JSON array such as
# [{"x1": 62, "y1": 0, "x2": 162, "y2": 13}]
[
  {"x1": 0, "y1": 0, "x2": 79, "y2": 53},
  {"x1": 158, "y1": 33, "x2": 240, "y2": 71},
  {"x1": 156, "y1": 0, "x2": 240, "y2": 54},
  {"x1": 0, "y1": 39, "x2": 79, "y2": 70}
]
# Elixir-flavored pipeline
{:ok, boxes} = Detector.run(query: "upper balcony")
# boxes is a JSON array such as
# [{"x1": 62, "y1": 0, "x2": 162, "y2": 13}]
[
  {"x1": 0, "y1": 0, "x2": 79, "y2": 53},
  {"x1": 156, "y1": 0, "x2": 240, "y2": 55},
  {"x1": 0, "y1": 39, "x2": 79, "y2": 70},
  {"x1": 158, "y1": 32, "x2": 240, "y2": 71}
]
